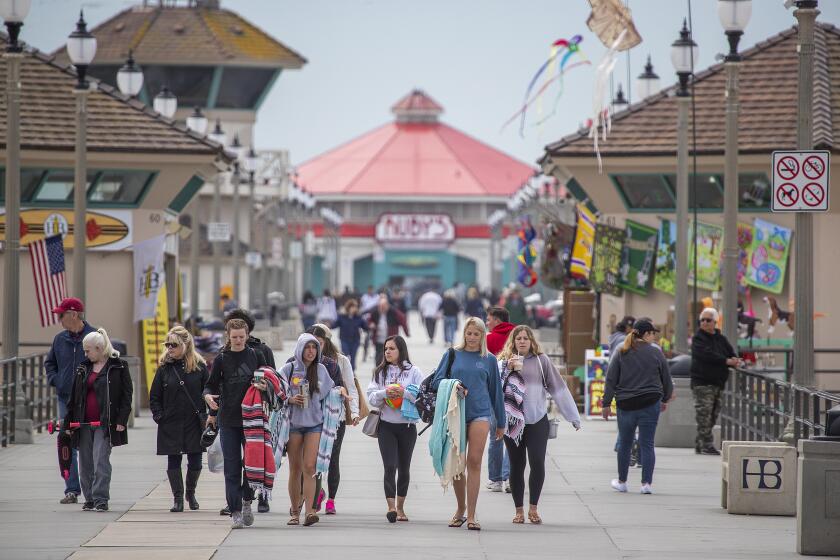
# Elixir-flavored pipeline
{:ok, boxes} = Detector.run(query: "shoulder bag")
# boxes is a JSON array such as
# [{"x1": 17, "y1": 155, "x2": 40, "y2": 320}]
[
  {"x1": 536, "y1": 355, "x2": 561, "y2": 440},
  {"x1": 362, "y1": 408, "x2": 381, "y2": 438}
]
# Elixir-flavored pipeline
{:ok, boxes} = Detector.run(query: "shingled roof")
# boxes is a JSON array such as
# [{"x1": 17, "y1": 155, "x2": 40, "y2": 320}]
[
  {"x1": 544, "y1": 23, "x2": 840, "y2": 159},
  {"x1": 52, "y1": 5, "x2": 306, "y2": 68},
  {"x1": 0, "y1": 34, "x2": 230, "y2": 157}
]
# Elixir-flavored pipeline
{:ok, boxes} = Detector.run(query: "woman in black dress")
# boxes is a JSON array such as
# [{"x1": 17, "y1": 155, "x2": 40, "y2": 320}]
[{"x1": 150, "y1": 325, "x2": 210, "y2": 512}]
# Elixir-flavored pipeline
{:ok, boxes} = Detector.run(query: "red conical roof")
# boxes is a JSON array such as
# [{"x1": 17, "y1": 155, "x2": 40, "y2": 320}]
[{"x1": 297, "y1": 91, "x2": 535, "y2": 197}]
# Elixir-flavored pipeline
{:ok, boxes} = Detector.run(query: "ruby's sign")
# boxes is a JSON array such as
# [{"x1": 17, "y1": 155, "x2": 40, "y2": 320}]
[{"x1": 375, "y1": 213, "x2": 455, "y2": 245}]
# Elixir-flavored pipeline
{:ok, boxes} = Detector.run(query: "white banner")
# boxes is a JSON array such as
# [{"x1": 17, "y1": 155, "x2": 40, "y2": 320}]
[{"x1": 133, "y1": 235, "x2": 167, "y2": 322}]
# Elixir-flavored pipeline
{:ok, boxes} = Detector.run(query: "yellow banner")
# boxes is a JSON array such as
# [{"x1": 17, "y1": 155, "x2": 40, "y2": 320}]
[
  {"x1": 141, "y1": 284, "x2": 169, "y2": 391},
  {"x1": 570, "y1": 204, "x2": 596, "y2": 280}
]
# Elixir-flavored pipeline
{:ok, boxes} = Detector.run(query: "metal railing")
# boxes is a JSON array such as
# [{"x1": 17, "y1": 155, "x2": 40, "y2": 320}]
[
  {"x1": 720, "y1": 366, "x2": 840, "y2": 443},
  {"x1": 0, "y1": 351, "x2": 54, "y2": 447},
  {"x1": 737, "y1": 346, "x2": 840, "y2": 381}
]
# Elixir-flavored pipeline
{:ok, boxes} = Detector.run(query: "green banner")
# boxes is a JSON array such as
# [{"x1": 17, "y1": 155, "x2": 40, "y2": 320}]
[
  {"x1": 618, "y1": 220, "x2": 658, "y2": 295},
  {"x1": 590, "y1": 224, "x2": 625, "y2": 296},
  {"x1": 688, "y1": 221, "x2": 724, "y2": 292},
  {"x1": 653, "y1": 219, "x2": 677, "y2": 295}
]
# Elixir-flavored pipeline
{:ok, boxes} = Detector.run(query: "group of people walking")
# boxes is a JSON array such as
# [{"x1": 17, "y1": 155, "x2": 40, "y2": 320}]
[{"x1": 50, "y1": 293, "x2": 737, "y2": 529}]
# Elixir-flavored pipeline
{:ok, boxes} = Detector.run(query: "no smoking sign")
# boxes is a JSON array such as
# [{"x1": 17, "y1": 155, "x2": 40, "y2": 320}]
[{"x1": 771, "y1": 150, "x2": 830, "y2": 212}]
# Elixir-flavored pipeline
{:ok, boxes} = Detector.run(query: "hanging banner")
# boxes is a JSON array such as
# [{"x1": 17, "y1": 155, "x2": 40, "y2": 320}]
[
  {"x1": 540, "y1": 221, "x2": 576, "y2": 289},
  {"x1": 745, "y1": 218, "x2": 791, "y2": 294},
  {"x1": 618, "y1": 220, "x2": 658, "y2": 295},
  {"x1": 141, "y1": 284, "x2": 169, "y2": 391},
  {"x1": 688, "y1": 221, "x2": 724, "y2": 292},
  {"x1": 0, "y1": 208, "x2": 132, "y2": 251},
  {"x1": 590, "y1": 224, "x2": 625, "y2": 296},
  {"x1": 569, "y1": 204, "x2": 596, "y2": 280},
  {"x1": 653, "y1": 219, "x2": 677, "y2": 295},
  {"x1": 133, "y1": 235, "x2": 167, "y2": 322},
  {"x1": 737, "y1": 222, "x2": 754, "y2": 291}
]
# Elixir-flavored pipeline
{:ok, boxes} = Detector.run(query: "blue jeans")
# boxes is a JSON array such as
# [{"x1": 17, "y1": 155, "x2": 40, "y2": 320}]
[
  {"x1": 57, "y1": 395, "x2": 81, "y2": 495},
  {"x1": 488, "y1": 416, "x2": 509, "y2": 482},
  {"x1": 219, "y1": 426, "x2": 254, "y2": 513},
  {"x1": 341, "y1": 339, "x2": 360, "y2": 372},
  {"x1": 443, "y1": 316, "x2": 457, "y2": 344},
  {"x1": 616, "y1": 402, "x2": 661, "y2": 485}
]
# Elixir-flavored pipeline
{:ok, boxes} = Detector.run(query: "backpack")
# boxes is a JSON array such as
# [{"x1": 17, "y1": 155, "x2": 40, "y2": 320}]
[{"x1": 415, "y1": 348, "x2": 455, "y2": 433}]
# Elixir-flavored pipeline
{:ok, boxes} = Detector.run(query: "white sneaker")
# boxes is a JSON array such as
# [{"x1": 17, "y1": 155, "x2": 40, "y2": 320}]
[
  {"x1": 231, "y1": 511, "x2": 245, "y2": 529},
  {"x1": 611, "y1": 479, "x2": 628, "y2": 493},
  {"x1": 640, "y1": 483, "x2": 653, "y2": 495},
  {"x1": 486, "y1": 481, "x2": 503, "y2": 492},
  {"x1": 504, "y1": 481, "x2": 512, "y2": 494},
  {"x1": 242, "y1": 500, "x2": 254, "y2": 526}
]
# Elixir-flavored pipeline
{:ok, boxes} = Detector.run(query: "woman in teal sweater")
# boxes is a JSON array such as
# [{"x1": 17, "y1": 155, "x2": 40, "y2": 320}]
[{"x1": 431, "y1": 317, "x2": 505, "y2": 531}]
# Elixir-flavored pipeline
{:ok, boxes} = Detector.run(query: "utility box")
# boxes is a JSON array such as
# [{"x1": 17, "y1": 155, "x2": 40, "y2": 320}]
[
  {"x1": 796, "y1": 439, "x2": 840, "y2": 556},
  {"x1": 721, "y1": 441, "x2": 796, "y2": 515},
  {"x1": 654, "y1": 377, "x2": 696, "y2": 447}
]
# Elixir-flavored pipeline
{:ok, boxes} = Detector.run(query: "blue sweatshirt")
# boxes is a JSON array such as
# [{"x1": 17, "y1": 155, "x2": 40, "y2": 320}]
[{"x1": 431, "y1": 349, "x2": 505, "y2": 426}]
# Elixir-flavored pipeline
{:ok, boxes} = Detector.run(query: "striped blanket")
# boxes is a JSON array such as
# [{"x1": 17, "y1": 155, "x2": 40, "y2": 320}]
[
  {"x1": 315, "y1": 387, "x2": 343, "y2": 477},
  {"x1": 500, "y1": 360, "x2": 526, "y2": 445},
  {"x1": 243, "y1": 368, "x2": 281, "y2": 499}
]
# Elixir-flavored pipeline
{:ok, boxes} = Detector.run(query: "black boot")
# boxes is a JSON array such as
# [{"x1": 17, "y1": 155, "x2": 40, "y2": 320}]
[
  {"x1": 258, "y1": 495, "x2": 270, "y2": 513},
  {"x1": 185, "y1": 469, "x2": 201, "y2": 510},
  {"x1": 167, "y1": 469, "x2": 184, "y2": 512}
]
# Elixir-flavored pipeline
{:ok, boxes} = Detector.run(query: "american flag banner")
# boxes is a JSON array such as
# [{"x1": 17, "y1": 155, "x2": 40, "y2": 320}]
[{"x1": 29, "y1": 235, "x2": 67, "y2": 327}]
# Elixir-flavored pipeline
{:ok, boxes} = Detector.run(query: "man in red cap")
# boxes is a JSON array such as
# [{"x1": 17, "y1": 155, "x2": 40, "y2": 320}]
[{"x1": 45, "y1": 297, "x2": 96, "y2": 504}]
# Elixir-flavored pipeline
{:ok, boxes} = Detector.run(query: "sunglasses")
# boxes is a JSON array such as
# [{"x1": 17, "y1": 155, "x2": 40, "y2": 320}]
[
  {"x1": 700, "y1": 318, "x2": 715, "y2": 323},
  {"x1": 163, "y1": 342, "x2": 179, "y2": 349}
]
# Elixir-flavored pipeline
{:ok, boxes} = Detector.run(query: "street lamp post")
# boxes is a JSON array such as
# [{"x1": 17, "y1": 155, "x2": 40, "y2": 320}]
[
  {"x1": 671, "y1": 20, "x2": 698, "y2": 354},
  {"x1": 793, "y1": 0, "x2": 819, "y2": 388},
  {"x1": 243, "y1": 147, "x2": 259, "y2": 310},
  {"x1": 719, "y1": 0, "x2": 752, "y2": 344},
  {"x1": 1, "y1": 0, "x2": 31, "y2": 360},
  {"x1": 230, "y1": 134, "x2": 244, "y2": 305},
  {"x1": 185, "y1": 107, "x2": 208, "y2": 319},
  {"x1": 67, "y1": 11, "x2": 97, "y2": 302},
  {"x1": 636, "y1": 56, "x2": 661, "y2": 100},
  {"x1": 116, "y1": 50, "x2": 143, "y2": 97},
  {"x1": 207, "y1": 119, "x2": 226, "y2": 317}
]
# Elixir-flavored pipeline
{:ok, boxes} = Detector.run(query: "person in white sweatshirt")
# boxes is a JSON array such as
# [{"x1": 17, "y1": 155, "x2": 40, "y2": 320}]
[
  {"x1": 366, "y1": 335, "x2": 424, "y2": 523},
  {"x1": 497, "y1": 325, "x2": 580, "y2": 525}
]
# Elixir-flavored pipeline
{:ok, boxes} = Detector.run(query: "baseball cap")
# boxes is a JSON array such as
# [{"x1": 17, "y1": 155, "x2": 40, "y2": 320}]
[
  {"x1": 632, "y1": 318, "x2": 660, "y2": 335},
  {"x1": 53, "y1": 298, "x2": 84, "y2": 314}
]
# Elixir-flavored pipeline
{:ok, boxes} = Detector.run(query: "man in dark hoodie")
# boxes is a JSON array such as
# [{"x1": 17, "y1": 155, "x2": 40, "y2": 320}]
[
  {"x1": 486, "y1": 307, "x2": 515, "y2": 356},
  {"x1": 45, "y1": 298, "x2": 96, "y2": 505},
  {"x1": 690, "y1": 307, "x2": 740, "y2": 456}
]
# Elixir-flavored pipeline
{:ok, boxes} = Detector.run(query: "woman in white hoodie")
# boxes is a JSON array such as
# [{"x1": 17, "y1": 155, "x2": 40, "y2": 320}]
[
  {"x1": 366, "y1": 335, "x2": 424, "y2": 523},
  {"x1": 497, "y1": 325, "x2": 580, "y2": 525}
]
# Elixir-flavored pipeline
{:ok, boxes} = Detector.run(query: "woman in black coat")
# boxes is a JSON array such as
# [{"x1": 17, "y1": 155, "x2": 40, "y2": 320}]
[
  {"x1": 64, "y1": 328, "x2": 133, "y2": 512},
  {"x1": 150, "y1": 326, "x2": 210, "y2": 512}
]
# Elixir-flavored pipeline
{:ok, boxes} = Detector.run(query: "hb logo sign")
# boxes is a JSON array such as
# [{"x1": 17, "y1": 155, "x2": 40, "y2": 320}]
[{"x1": 741, "y1": 458, "x2": 783, "y2": 491}]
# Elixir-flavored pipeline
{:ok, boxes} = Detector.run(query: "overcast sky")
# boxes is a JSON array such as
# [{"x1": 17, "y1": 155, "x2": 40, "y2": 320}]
[{"x1": 25, "y1": 0, "x2": 840, "y2": 169}]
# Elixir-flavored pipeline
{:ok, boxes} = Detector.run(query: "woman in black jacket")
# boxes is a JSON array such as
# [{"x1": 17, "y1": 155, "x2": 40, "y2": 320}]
[
  {"x1": 150, "y1": 326, "x2": 210, "y2": 512},
  {"x1": 63, "y1": 328, "x2": 133, "y2": 512}
]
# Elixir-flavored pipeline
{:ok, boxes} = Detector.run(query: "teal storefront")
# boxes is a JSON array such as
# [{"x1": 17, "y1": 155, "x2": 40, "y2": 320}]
[{"x1": 352, "y1": 249, "x2": 477, "y2": 294}]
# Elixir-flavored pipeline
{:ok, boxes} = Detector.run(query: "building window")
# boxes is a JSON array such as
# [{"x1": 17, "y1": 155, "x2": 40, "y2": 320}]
[
  {"x1": 612, "y1": 174, "x2": 675, "y2": 210},
  {"x1": 88, "y1": 170, "x2": 154, "y2": 204},
  {"x1": 215, "y1": 68, "x2": 276, "y2": 109},
  {"x1": 142, "y1": 65, "x2": 215, "y2": 108},
  {"x1": 663, "y1": 173, "x2": 724, "y2": 209},
  {"x1": 32, "y1": 170, "x2": 96, "y2": 202},
  {"x1": 738, "y1": 173, "x2": 771, "y2": 209}
]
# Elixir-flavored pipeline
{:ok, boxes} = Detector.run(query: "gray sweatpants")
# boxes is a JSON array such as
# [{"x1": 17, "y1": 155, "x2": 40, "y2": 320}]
[{"x1": 78, "y1": 426, "x2": 112, "y2": 505}]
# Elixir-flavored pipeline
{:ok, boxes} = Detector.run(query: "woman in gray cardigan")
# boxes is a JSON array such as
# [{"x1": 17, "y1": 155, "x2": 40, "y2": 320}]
[{"x1": 602, "y1": 318, "x2": 674, "y2": 495}]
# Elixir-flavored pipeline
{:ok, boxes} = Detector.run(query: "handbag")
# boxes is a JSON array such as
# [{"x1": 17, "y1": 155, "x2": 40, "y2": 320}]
[
  {"x1": 345, "y1": 375, "x2": 370, "y2": 424},
  {"x1": 362, "y1": 408, "x2": 381, "y2": 438},
  {"x1": 536, "y1": 356, "x2": 560, "y2": 440}
]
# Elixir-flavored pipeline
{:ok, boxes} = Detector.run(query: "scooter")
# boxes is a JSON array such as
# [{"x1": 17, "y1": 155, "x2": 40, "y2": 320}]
[{"x1": 47, "y1": 420, "x2": 101, "y2": 480}]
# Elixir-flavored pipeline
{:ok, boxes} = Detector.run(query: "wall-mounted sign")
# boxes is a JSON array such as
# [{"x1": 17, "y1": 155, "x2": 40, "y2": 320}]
[
  {"x1": 0, "y1": 208, "x2": 132, "y2": 251},
  {"x1": 207, "y1": 222, "x2": 231, "y2": 242},
  {"x1": 375, "y1": 213, "x2": 455, "y2": 246}
]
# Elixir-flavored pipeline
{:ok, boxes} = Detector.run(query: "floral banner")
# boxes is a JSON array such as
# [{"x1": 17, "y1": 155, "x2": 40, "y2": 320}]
[
  {"x1": 653, "y1": 219, "x2": 677, "y2": 295},
  {"x1": 618, "y1": 220, "x2": 658, "y2": 295},
  {"x1": 745, "y1": 218, "x2": 791, "y2": 294},
  {"x1": 688, "y1": 221, "x2": 724, "y2": 292},
  {"x1": 591, "y1": 224, "x2": 625, "y2": 296},
  {"x1": 737, "y1": 222, "x2": 753, "y2": 291}
]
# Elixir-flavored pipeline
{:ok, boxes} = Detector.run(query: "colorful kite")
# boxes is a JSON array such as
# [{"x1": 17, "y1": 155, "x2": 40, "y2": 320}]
[
  {"x1": 517, "y1": 217, "x2": 538, "y2": 287},
  {"x1": 501, "y1": 36, "x2": 590, "y2": 137}
]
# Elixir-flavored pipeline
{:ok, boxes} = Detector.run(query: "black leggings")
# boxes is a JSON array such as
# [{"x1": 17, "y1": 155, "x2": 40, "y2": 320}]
[
  {"x1": 327, "y1": 422, "x2": 346, "y2": 499},
  {"x1": 377, "y1": 421, "x2": 417, "y2": 498},
  {"x1": 503, "y1": 414, "x2": 549, "y2": 508},
  {"x1": 167, "y1": 453, "x2": 202, "y2": 471}
]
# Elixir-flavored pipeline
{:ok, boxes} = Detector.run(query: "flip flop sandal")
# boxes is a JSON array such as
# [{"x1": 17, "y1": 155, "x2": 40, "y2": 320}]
[
  {"x1": 467, "y1": 522, "x2": 482, "y2": 531},
  {"x1": 512, "y1": 513, "x2": 525, "y2": 524},
  {"x1": 386, "y1": 510, "x2": 397, "y2": 523},
  {"x1": 528, "y1": 512, "x2": 542, "y2": 525},
  {"x1": 449, "y1": 516, "x2": 467, "y2": 528},
  {"x1": 397, "y1": 513, "x2": 409, "y2": 522},
  {"x1": 287, "y1": 510, "x2": 300, "y2": 526},
  {"x1": 303, "y1": 513, "x2": 320, "y2": 527}
]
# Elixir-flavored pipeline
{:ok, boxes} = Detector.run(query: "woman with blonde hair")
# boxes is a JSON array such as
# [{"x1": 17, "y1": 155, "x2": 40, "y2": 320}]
[
  {"x1": 63, "y1": 328, "x2": 133, "y2": 512},
  {"x1": 149, "y1": 326, "x2": 210, "y2": 512},
  {"x1": 431, "y1": 316, "x2": 504, "y2": 531},
  {"x1": 497, "y1": 325, "x2": 580, "y2": 524}
]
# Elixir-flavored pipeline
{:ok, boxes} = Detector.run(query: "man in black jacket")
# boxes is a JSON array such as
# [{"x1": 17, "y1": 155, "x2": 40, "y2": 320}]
[{"x1": 690, "y1": 307, "x2": 740, "y2": 455}]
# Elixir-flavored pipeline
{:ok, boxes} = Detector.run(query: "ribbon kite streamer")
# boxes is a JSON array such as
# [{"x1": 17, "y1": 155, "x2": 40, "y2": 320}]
[{"x1": 517, "y1": 218, "x2": 538, "y2": 287}]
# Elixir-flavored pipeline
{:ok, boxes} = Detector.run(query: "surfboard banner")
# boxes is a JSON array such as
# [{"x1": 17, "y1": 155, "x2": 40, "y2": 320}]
[{"x1": 0, "y1": 208, "x2": 132, "y2": 251}]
